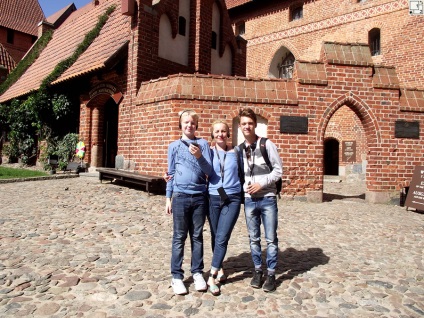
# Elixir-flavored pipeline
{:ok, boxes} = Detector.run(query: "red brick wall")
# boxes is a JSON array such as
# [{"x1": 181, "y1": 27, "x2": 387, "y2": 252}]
[
  {"x1": 229, "y1": 0, "x2": 423, "y2": 90},
  {"x1": 77, "y1": 0, "x2": 423, "y2": 203},
  {"x1": 0, "y1": 27, "x2": 35, "y2": 63},
  {"x1": 325, "y1": 105, "x2": 367, "y2": 166},
  {"x1": 102, "y1": 67, "x2": 421, "y2": 199}
]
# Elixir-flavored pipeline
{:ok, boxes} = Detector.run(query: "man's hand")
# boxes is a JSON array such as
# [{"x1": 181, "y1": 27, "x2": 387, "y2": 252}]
[
  {"x1": 163, "y1": 172, "x2": 172, "y2": 182},
  {"x1": 189, "y1": 144, "x2": 201, "y2": 159},
  {"x1": 165, "y1": 198, "x2": 172, "y2": 215},
  {"x1": 247, "y1": 182, "x2": 261, "y2": 194}
]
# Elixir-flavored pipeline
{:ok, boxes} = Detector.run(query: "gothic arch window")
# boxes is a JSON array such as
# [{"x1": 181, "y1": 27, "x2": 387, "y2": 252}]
[
  {"x1": 369, "y1": 28, "x2": 381, "y2": 56},
  {"x1": 278, "y1": 52, "x2": 295, "y2": 79}
]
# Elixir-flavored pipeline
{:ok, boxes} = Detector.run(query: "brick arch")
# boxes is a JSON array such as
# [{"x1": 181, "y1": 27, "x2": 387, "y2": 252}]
[
  {"x1": 160, "y1": 11, "x2": 178, "y2": 39},
  {"x1": 366, "y1": 20, "x2": 385, "y2": 32},
  {"x1": 229, "y1": 107, "x2": 272, "y2": 122},
  {"x1": 82, "y1": 85, "x2": 122, "y2": 169},
  {"x1": 154, "y1": 0, "x2": 178, "y2": 39},
  {"x1": 268, "y1": 40, "x2": 301, "y2": 65},
  {"x1": 317, "y1": 92, "x2": 381, "y2": 147},
  {"x1": 266, "y1": 40, "x2": 300, "y2": 78},
  {"x1": 324, "y1": 132, "x2": 343, "y2": 143}
]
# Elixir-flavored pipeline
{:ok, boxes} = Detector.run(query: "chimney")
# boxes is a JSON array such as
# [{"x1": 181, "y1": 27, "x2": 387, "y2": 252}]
[
  {"x1": 37, "y1": 20, "x2": 54, "y2": 38},
  {"x1": 122, "y1": 0, "x2": 135, "y2": 15}
]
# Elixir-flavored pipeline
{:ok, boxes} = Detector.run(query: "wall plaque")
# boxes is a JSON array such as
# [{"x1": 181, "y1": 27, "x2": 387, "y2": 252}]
[
  {"x1": 405, "y1": 166, "x2": 424, "y2": 211},
  {"x1": 280, "y1": 116, "x2": 308, "y2": 134},
  {"x1": 342, "y1": 141, "x2": 356, "y2": 162},
  {"x1": 395, "y1": 120, "x2": 420, "y2": 139}
]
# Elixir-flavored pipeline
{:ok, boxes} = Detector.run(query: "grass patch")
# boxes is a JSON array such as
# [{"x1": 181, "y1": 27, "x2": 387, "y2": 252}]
[{"x1": 0, "y1": 166, "x2": 48, "y2": 179}]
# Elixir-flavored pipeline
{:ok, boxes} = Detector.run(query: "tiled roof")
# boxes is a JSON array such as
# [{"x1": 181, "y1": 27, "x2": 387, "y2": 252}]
[
  {"x1": 399, "y1": 89, "x2": 424, "y2": 112},
  {"x1": 46, "y1": 3, "x2": 77, "y2": 28},
  {"x1": 225, "y1": 0, "x2": 252, "y2": 9},
  {"x1": 296, "y1": 62, "x2": 328, "y2": 85},
  {"x1": 0, "y1": 43, "x2": 16, "y2": 72},
  {"x1": 0, "y1": 0, "x2": 44, "y2": 36},
  {"x1": 372, "y1": 66, "x2": 400, "y2": 89},
  {"x1": 323, "y1": 42, "x2": 373, "y2": 67},
  {"x1": 0, "y1": 0, "x2": 131, "y2": 103}
]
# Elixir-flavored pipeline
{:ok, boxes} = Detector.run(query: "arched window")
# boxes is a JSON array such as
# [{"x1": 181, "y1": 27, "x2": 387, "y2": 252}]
[
  {"x1": 369, "y1": 28, "x2": 381, "y2": 56},
  {"x1": 278, "y1": 52, "x2": 295, "y2": 79}
]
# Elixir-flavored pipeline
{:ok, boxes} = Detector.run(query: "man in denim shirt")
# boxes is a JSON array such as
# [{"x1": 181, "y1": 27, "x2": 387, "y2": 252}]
[
  {"x1": 239, "y1": 108, "x2": 283, "y2": 292},
  {"x1": 165, "y1": 110, "x2": 212, "y2": 295}
]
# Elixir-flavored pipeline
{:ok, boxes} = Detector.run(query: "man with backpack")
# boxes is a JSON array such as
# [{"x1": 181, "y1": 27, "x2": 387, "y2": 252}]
[{"x1": 238, "y1": 108, "x2": 283, "y2": 292}]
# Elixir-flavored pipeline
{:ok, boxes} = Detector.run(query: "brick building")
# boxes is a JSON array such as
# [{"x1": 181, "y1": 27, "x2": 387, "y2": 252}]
[
  {"x1": 0, "y1": 0, "x2": 423, "y2": 204},
  {"x1": 0, "y1": 0, "x2": 45, "y2": 84}
]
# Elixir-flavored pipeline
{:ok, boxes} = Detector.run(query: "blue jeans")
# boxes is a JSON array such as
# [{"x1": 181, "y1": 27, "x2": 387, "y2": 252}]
[
  {"x1": 171, "y1": 192, "x2": 207, "y2": 279},
  {"x1": 244, "y1": 196, "x2": 279, "y2": 272},
  {"x1": 207, "y1": 193, "x2": 242, "y2": 271}
]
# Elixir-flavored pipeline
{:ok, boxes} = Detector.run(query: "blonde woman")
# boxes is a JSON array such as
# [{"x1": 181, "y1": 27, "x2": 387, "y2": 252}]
[{"x1": 206, "y1": 120, "x2": 243, "y2": 295}]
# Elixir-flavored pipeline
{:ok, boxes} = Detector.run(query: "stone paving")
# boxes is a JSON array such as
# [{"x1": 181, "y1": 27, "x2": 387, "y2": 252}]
[{"x1": 0, "y1": 175, "x2": 423, "y2": 317}]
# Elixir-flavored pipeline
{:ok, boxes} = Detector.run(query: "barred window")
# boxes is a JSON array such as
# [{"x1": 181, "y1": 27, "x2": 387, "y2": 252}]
[
  {"x1": 278, "y1": 52, "x2": 295, "y2": 79},
  {"x1": 369, "y1": 28, "x2": 381, "y2": 56}
]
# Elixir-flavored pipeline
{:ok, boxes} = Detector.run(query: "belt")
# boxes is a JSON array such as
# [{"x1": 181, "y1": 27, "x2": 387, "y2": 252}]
[
  {"x1": 174, "y1": 192, "x2": 205, "y2": 197},
  {"x1": 188, "y1": 193, "x2": 204, "y2": 197}
]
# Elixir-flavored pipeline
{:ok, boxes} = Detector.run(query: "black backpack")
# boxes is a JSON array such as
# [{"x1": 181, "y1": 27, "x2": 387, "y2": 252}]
[{"x1": 239, "y1": 138, "x2": 282, "y2": 198}]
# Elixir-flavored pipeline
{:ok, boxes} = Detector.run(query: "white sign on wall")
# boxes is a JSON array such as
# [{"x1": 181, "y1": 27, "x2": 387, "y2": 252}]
[{"x1": 409, "y1": 0, "x2": 423, "y2": 15}]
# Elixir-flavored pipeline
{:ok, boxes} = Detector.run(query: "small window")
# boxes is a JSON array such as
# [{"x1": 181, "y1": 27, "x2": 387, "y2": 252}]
[
  {"x1": 7, "y1": 29, "x2": 14, "y2": 44},
  {"x1": 278, "y1": 52, "x2": 295, "y2": 79},
  {"x1": 369, "y1": 28, "x2": 381, "y2": 56},
  {"x1": 236, "y1": 22, "x2": 245, "y2": 36},
  {"x1": 178, "y1": 16, "x2": 186, "y2": 36},
  {"x1": 211, "y1": 31, "x2": 217, "y2": 50},
  {"x1": 291, "y1": 5, "x2": 303, "y2": 21}
]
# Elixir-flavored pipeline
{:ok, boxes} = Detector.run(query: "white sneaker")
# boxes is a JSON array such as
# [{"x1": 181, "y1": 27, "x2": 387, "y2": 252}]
[
  {"x1": 193, "y1": 273, "x2": 207, "y2": 291},
  {"x1": 171, "y1": 278, "x2": 187, "y2": 295}
]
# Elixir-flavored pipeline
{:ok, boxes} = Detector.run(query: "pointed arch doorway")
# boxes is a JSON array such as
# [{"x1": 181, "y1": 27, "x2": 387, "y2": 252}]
[
  {"x1": 83, "y1": 83, "x2": 123, "y2": 170},
  {"x1": 322, "y1": 104, "x2": 368, "y2": 201}
]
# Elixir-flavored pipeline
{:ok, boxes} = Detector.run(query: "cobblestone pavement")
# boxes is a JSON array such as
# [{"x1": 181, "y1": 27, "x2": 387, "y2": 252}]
[{"x1": 0, "y1": 175, "x2": 423, "y2": 317}]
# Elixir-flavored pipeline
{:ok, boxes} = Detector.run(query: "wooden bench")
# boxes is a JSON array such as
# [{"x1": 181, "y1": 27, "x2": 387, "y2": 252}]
[{"x1": 96, "y1": 168, "x2": 165, "y2": 195}]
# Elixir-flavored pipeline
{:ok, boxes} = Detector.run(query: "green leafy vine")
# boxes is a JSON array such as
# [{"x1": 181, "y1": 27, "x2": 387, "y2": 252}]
[{"x1": 0, "y1": 5, "x2": 116, "y2": 166}]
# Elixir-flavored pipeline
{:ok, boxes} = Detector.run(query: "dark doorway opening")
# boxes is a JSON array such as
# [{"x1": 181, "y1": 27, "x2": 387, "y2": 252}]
[
  {"x1": 102, "y1": 98, "x2": 119, "y2": 168},
  {"x1": 324, "y1": 138, "x2": 339, "y2": 175}
]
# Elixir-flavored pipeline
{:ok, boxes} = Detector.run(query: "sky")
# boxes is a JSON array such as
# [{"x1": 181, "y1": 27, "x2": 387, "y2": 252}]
[{"x1": 39, "y1": 0, "x2": 92, "y2": 17}]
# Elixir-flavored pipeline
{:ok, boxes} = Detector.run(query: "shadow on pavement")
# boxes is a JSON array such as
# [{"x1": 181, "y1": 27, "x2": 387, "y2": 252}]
[
  {"x1": 323, "y1": 192, "x2": 365, "y2": 202},
  {"x1": 222, "y1": 247, "x2": 330, "y2": 287}
]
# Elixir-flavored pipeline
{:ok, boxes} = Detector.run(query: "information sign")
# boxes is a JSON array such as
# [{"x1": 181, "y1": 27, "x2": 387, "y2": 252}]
[{"x1": 405, "y1": 166, "x2": 424, "y2": 211}]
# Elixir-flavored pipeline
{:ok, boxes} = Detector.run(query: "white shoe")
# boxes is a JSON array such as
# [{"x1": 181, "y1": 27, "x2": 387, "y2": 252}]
[
  {"x1": 193, "y1": 273, "x2": 207, "y2": 291},
  {"x1": 171, "y1": 278, "x2": 187, "y2": 295}
]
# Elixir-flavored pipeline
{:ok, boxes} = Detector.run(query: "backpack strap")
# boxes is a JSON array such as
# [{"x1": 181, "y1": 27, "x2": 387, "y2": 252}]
[
  {"x1": 233, "y1": 147, "x2": 245, "y2": 185},
  {"x1": 259, "y1": 137, "x2": 273, "y2": 172}
]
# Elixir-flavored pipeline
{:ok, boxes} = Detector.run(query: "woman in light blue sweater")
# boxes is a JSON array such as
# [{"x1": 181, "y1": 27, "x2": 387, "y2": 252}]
[{"x1": 206, "y1": 120, "x2": 243, "y2": 295}]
